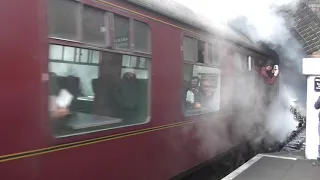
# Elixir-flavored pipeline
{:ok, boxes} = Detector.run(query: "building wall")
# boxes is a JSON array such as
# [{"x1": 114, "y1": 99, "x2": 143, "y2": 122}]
[
  {"x1": 308, "y1": 0, "x2": 320, "y2": 16},
  {"x1": 290, "y1": 3, "x2": 320, "y2": 55}
]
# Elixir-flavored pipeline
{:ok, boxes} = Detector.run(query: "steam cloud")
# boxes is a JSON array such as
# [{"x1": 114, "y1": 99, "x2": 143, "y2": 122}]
[{"x1": 171, "y1": 0, "x2": 307, "y2": 156}]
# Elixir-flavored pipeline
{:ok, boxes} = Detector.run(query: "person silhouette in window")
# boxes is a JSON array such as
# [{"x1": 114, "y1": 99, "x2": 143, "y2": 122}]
[
  {"x1": 199, "y1": 77, "x2": 214, "y2": 109},
  {"x1": 49, "y1": 72, "x2": 70, "y2": 119},
  {"x1": 186, "y1": 76, "x2": 201, "y2": 109},
  {"x1": 114, "y1": 72, "x2": 140, "y2": 122}
]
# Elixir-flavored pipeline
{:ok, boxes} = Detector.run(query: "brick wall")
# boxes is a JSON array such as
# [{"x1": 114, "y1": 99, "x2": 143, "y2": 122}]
[{"x1": 290, "y1": 3, "x2": 320, "y2": 54}]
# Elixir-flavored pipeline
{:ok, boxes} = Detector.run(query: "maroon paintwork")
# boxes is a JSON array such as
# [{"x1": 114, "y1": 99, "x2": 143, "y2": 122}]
[{"x1": 0, "y1": 0, "x2": 276, "y2": 180}]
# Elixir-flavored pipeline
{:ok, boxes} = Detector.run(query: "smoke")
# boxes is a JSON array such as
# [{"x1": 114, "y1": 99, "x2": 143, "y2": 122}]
[{"x1": 171, "y1": 0, "x2": 306, "y2": 155}]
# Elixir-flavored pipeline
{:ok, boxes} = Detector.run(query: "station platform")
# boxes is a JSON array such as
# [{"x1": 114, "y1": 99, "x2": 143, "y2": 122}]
[{"x1": 222, "y1": 151, "x2": 320, "y2": 180}]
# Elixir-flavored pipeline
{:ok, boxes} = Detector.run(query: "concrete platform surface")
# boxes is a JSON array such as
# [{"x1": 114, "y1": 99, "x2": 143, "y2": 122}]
[{"x1": 222, "y1": 152, "x2": 320, "y2": 180}]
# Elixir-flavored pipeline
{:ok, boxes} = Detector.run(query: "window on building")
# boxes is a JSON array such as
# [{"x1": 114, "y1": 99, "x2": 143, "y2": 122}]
[
  {"x1": 197, "y1": 40, "x2": 205, "y2": 63},
  {"x1": 183, "y1": 63, "x2": 221, "y2": 116},
  {"x1": 183, "y1": 36, "x2": 197, "y2": 62},
  {"x1": 82, "y1": 5, "x2": 107, "y2": 45},
  {"x1": 48, "y1": 44, "x2": 151, "y2": 137},
  {"x1": 134, "y1": 20, "x2": 151, "y2": 53},
  {"x1": 48, "y1": 0, "x2": 80, "y2": 40},
  {"x1": 114, "y1": 15, "x2": 130, "y2": 49}
]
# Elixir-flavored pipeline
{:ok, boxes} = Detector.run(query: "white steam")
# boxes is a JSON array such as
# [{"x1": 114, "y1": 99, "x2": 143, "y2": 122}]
[
  {"x1": 265, "y1": 82, "x2": 298, "y2": 143},
  {"x1": 171, "y1": 0, "x2": 306, "y2": 153},
  {"x1": 174, "y1": 0, "x2": 300, "y2": 43}
]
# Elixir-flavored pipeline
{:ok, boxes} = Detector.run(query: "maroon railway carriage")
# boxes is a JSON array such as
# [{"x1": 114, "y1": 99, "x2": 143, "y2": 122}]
[{"x1": 0, "y1": 0, "x2": 278, "y2": 179}]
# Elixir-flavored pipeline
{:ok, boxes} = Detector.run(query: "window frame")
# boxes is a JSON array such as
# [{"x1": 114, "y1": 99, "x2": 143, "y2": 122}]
[
  {"x1": 48, "y1": 0, "x2": 152, "y2": 55},
  {"x1": 49, "y1": 44, "x2": 101, "y2": 66},
  {"x1": 233, "y1": 52, "x2": 249, "y2": 73},
  {"x1": 47, "y1": 0, "x2": 83, "y2": 41},
  {"x1": 81, "y1": 4, "x2": 111, "y2": 46},
  {"x1": 206, "y1": 40, "x2": 221, "y2": 66},
  {"x1": 181, "y1": 32, "x2": 222, "y2": 117},
  {"x1": 48, "y1": 0, "x2": 111, "y2": 47},
  {"x1": 111, "y1": 13, "x2": 132, "y2": 51},
  {"x1": 197, "y1": 39, "x2": 206, "y2": 64},
  {"x1": 248, "y1": 56, "x2": 252, "y2": 71},
  {"x1": 47, "y1": 40, "x2": 152, "y2": 139},
  {"x1": 207, "y1": 42, "x2": 213, "y2": 65},
  {"x1": 131, "y1": 19, "x2": 152, "y2": 54},
  {"x1": 182, "y1": 61, "x2": 222, "y2": 117},
  {"x1": 182, "y1": 33, "x2": 222, "y2": 65},
  {"x1": 182, "y1": 32, "x2": 200, "y2": 63}
]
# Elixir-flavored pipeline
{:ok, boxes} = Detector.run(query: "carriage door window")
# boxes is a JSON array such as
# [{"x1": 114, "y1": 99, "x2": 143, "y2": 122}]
[
  {"x1": 48, "y1": 0, "x2": 80, "y2": 40},
  {"x1": 114, "y1": 15, "x2": 130, "y2": 49},
  {"x1": 207, "y1": 42, "x2": 220, "y2": 65},
  {"x1": 197, "y1": 40, "x2": 205, "y2": 63},
  {"x1": 183, "y1": 64, "x2": 221, "y2": 116},
  {"x1": 133, "y1": 20, "x2": 151, "y2": 53},
  {"x1": 233, "y1": 54, "x2": 253, "y2": 111},
  {"x1": 234, "y1": 53, "x2": 247, "y2": 71},
  {"x1": 183, "y1": 36, "x2": 197, "y2": 62},
  {"x1": 247, "y1": 56, "x2": 252, "y2": 71},
  {"x1": 208, "y1": 43, "x2": 213, "y2": 64}
]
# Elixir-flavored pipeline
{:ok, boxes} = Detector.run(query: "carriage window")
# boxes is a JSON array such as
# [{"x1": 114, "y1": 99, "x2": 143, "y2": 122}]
[
  {"x1": 63, "y1": 47, "x2": 76, "y2": 62},
  {"x1": 233, "y1": 55, "x2": 255, "y2": 111},
  {"x1": 197, "y1": 40, "x2": 205, "y2": 63},
  {"x1": 208, "y1": 43, "x2": 213, "y2": 64},
  {"x1": 48, "y1": 44, "x2": 151, "y2": 137},
  {"x1": 208, "y1": 42, "x2": 220, "y2": 65},
  {"x1": 183, "y1": 36, "x2": 197, "y2": 62},
  {"x1": 114, "y1": 15, "x2": 130, "y2": 49},
  {"x1": 49, "y1": 45, "x2": 63, "y2": 60},
  {"x1": 134, "y1": 20, "x2": 151, "y2": 53},
  {"x1": 48, "y1": 0, "x2": 80, "y2": 40},
  {"x1": 247, "y1": 56, "x2": 252, "y2": 71},
  {"x1": 234, "y1": 53, "x2": 247, "y2": 71},
  {"x1": 183, "y1": 63, "x2": 221, "y2": 116},
  {"x1": 82, "y1": 5, "x2": 107, "y2": 45}
]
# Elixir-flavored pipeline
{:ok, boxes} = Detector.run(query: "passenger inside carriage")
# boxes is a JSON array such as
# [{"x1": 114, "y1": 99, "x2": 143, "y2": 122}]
[
  {"x1": 48, "y1": 45, "x2": 150, "y2": 136},
  {"x1": 116, "y1": 72, "x2": 140, "y2": 121},
  {"x1": 49, "y1": 72, "x2": 71, "y2": 120},
  {"x1": 185, "y1": 75, "x2": 216, "y2": 111},
  {"x1": 185, "y1": 76, "x2": 201, "y2": 109},
  {"x1": 46, "y1": 0, "x2": 152, "y2": 136},
  {"x1": 199, "y1": 77, "x2": 214, "y2": 108},
  {"x1": 92, "y1": 72, "x2": 140, "y2": 121},
  {"x1": 183, "y1": 62, "x2": 221, "y2": 115}
]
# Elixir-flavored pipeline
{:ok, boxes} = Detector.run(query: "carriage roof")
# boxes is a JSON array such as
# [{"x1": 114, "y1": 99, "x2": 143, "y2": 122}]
[{"x1": 127, "y1": 0, "x2": 268, "y2": 54}]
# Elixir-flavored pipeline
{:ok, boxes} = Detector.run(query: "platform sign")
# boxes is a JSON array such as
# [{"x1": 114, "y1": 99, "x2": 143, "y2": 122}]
[{"x1": 314, "y1": 77, "x2": 320, "y2": 92}]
